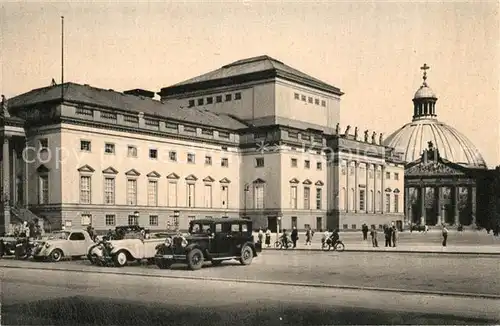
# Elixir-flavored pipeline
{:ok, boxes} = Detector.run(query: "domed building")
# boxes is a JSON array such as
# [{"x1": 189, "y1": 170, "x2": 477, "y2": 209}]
[{"x1": 384, "y1": 64, "x2": 488, "y2": 227}]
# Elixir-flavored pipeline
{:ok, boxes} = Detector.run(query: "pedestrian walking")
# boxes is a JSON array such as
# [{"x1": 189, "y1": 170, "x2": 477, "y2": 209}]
[
  {"x1": 384, "y1": 225, "x2": 392, "y2": 247},
  {"x1": 291, "y1": 227, "x2": 298, "y2": 248},
  {"x1": 442, "y1": 224, "x2": 448, "y2": 247},
  {"x1": 305, "y1": 228, "x2": 312, "y2": 245},
  {"x1": 265, "y1": 228, "x2": 271, "y2": 247},
  {"x1": 391, "y1": 225, "x2": 397, "y2": 247},
  {"x1": 362, "y1": 223, "x2": 368, "y2": 240},
  {"x1": 370, "y1": 226, "x2": 378, "y2": 247},
  {"x1": 258, "y1": 228, "x2": 264, "y2": 244}
]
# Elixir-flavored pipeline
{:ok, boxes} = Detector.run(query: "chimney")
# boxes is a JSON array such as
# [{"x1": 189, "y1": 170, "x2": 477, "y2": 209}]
[{"x1": 123, "y1": 88, "x2": 155, "y2": 99}]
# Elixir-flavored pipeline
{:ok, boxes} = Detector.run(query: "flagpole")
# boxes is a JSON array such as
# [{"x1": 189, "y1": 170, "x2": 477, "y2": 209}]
[{"x1": 61, "y1": 15, "x2": 64, "y2": 100}]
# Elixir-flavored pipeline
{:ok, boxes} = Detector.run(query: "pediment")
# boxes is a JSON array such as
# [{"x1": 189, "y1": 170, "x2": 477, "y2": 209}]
[
  {"x1": 393, "y1": 188, "x2": 401, "y2": 193},
  {"x1": 289, "y1": 178, "x2": 300, "y2": 184},
  {"x1": 36, "y1": 164, "x2": 49, "y2": 173},
  {"x1": 147, "y1": 171, "x2": 161, "y2": 178},
  {"x1": 125, "y1": 169, "x2": 141, "y2": 177},
  {"x1": 315, "y1": 180, "x2": 324, "y2": 186},
  {"x1": 219, "y1": 177, "x2": 231, "y2": 184},
  {"x1": 166, "y1": 172, "x2": 180, "y2": 180},
  {"x1": 385, "y1": 187, "x2": 392, "y2": 192},
  {"x1": 77, "y1": 164, "x2": 95, "y2": 173},
  {"x1": 185, "y1": 174, "x2": 198, "y2": 181},
  {"x1": 302, "y1": 179, "x2": 312, "y2": 185},
  {"x1": 253, "y1": 178, "x2": 266, "y2": 184},
  {"x1": 203, "y1": 176, "x2": 215, "y2": 183},
  {"x1": 102, "y1": 166, "x2": 118, "y2": 175},
  {"x1": 405, "y1": 161, "x2": 465, "y2": 176}
]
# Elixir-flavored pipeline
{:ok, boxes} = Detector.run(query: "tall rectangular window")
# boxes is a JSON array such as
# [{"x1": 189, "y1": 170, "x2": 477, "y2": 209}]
[
  {"x1": 39, "y1": 175, "x2": 49, "y2": 204},
  {"x1": 221, "y1": 185, "x2": 229, "y2": 208},
  {"x1": 359, "y1": 189, "x2": 365, "y2": 211},
  {"x1": 168, "y1": 182, "x2": 177, "y2": 206},
  {"x1": 127, "y1": 179, "x2": 137, "y2": 205},
  {"x1": 105, "y1": 215, "x2": 115, "y2": 226},
  {"x1": 303, "y1": 187, "x2": 310, "y2": 209},
  {"x1": 204, "y1": 184, "x2": 212, "y2": 208},
  {"x1": 394, "y1": 194, "x2": 399, "y2": 213},
  {"x1": 385, "y1": 193, "x2": 391, "y2": 212},
  {"x1": 147, "y1": 180, "x2": 158, "y2": 206},
  {"x1": 290, "y1": 186, "x2": 298, "y2": 209},
  {"x1": 187, "y1": 183, "x2": 195, "y2": 208},
  {"x1": 79, "y1": 175, "x2": 91, "y2": 204},
  {"x1": 254, "y1": 185, "x2": 264, "y2": 209},
  {"x1": 291, "y1": 216, "x2": 298, "y2": 228},
  {"x1": 315, "y1": 188, "x2": 322, "y2": 210},
  {"x1": 149, "y1": 215, "x2": 158, "y2": 226},
  {"x1": 104, "y1": 177, "x2": 115, "y2": 205},
  {"x1": 128, "y1": 215, "x2": 138, "y2": 226}
]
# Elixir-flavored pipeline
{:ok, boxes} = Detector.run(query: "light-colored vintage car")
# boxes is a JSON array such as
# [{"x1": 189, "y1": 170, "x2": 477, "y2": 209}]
[
  {"x1": 88, "y1": 233, "x2": 168, "y2": 267},
  {"x1": 33, "y1": 229, "x2": 95, "y2": 262}
]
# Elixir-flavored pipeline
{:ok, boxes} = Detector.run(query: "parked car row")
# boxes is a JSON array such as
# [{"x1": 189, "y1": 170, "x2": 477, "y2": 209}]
[{"x1": 1, "y1": 218, "x2": 262, "y2": 271}]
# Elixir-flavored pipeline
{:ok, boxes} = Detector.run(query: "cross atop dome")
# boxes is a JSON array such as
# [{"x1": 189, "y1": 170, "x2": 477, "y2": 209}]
[{"x1": 420, "y1": 63, "x2": 430, "y2": 86}]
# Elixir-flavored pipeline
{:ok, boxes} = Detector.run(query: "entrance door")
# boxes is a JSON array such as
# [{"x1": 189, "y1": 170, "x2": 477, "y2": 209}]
[
  {"x1": 267, "y1": 216, "x2": 277, "y2": 233},
  {"x1": 316, "y1": 217, "x2": 323, "y2": 231}
]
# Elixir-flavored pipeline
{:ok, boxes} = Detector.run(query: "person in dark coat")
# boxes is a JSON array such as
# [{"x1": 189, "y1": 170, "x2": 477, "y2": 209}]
[
  {"x1": 361, "y1": 223, "x2": 368, "y2": 240},
  {"x1": 391, "y1": 225, "x2": 397, "y2": 247},
  {"x1": 291, "y1": 227, "x2": 298, "y2": 248},
  {"x1": 384, "y1": 225, "x2": 392, "y2": 247},
  {"x1": 442, "y1": 224, "x2": 448, "y2": 247},
  {"x1": 370, "y1": 226, "x2": 378, "y2": 247}
]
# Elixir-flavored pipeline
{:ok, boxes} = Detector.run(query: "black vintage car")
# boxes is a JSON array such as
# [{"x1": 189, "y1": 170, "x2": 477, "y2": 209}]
[{"x1": 155, "y1": 218, "x2": 262, "y2": 270}]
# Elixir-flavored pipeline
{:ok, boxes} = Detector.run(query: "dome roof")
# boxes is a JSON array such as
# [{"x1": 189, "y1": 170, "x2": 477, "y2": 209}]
[
  {"x1": 414, "y1": 85, "x2": 437, "y2": 99},
  {"x1": 383, "y1": 118, "x2": 487, "y2": 168}
]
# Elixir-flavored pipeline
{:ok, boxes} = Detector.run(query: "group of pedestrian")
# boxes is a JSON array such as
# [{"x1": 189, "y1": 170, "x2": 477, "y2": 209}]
[
  {"x1": 257, "y1": 226, "x2": 315, "y2": 249},
  {"x1": 361, "y1": 223, "x2": 397, "y2": 247}
]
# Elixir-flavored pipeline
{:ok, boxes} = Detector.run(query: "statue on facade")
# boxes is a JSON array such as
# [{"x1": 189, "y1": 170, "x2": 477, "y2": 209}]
[
  {"x1": 1, "y1": 95, "x2": 9, "y2": 118},
  {"x1": 335, "y1": 123, "x2": 340, "y2": 135},
  {"x1": 428, "y1": 141, "x2": 434, "y2": 149},
  {"x1": 354, "y1": 127, "x2": 359, "y2": 140},
  {"x1": 344, "y1": 125, "x2": 351, "y2": 137},
  {"x1": 379, "y1": 133, "x2": 383, "y2": 145},
  {"x1": 371, "y1": 131, "x2": 376, "y2": 144},
  {"x1": 364, "y1": 130, "x2": 369, "y2": 142}
]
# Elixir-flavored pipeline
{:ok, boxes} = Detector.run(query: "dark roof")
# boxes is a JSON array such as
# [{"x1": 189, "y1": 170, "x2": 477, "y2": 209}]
[
  {"x1": 192, "y1": 217, "x2": 251, "y2": 224},
  {"x1": 7, "y1": 83, "x2": 248, "y2": 130},
  {"x1": 160, "y1": 55, "x2": 343, "y2": 96}
]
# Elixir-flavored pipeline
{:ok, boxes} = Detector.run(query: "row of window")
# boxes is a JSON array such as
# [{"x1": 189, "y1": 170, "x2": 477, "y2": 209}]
[
  {"x1": 78, "y1": 175, "x2": 231, "y2": 208},
  {"x1": 80, "y1": 140, "x2": 231, "y2": 166},
  {"x1": 342, "y1": 166, "x2": 400, "y2": 180},
  {"x1": 289, "y1": 186, "x2": 323, "y2": 210},
  {"x1": 293, "y1": 93, "x2": 327, "y2": 107},
  {"x1": 290, "y1": 158, "x2": 322, "y2": 170},
  {"x1": 341, "y1": 188, "x2": 400, "y2": 213},
  {"x1": 79, "y1": 214, "x2": 191, "y2": 227},
  {"x1": 188, "y1": 92, "x2": 242, "y2": 108}
]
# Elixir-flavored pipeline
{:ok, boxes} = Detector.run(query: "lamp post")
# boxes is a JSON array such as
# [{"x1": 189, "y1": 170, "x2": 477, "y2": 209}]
[
  {"x1": 173, "y1": 210, "x2": 180, "y2": 231},
  {"x1": 243, "y1": 183, "x2": 249, "y2": 218},
  {"x1": 133, "y1": 211, "x2": 139, "y2": 226},
  {"x1": 276, "y1": 212, "x2": 283, "y2": 241}
]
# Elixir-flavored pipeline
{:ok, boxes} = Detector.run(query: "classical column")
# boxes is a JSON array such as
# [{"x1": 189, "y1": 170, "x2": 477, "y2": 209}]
[
  {"x1": 365, "y1": 165, "x2": 369, "y2": 213},
  {"x1": 2, "y1": 137, "x2": 11, "y2": 233},
  {"x1": 354, "y1": 161, "x2": 359, "y2": 212},
  {"x1": 453, "y1": 186, "x2": 460, "y2": 225},
  {"x1": 468, "y1": 185, "x2": 477, "y2": 226},
  {"x1": 372, "y1": 164, "x2": 376, "y2": 212},
  {"x1": 420, "y1": 186, "x2": 426, "y2": 225},
  {"x1": 404, "y1": 187, "x2": 410, "y2": 225},
  {"x1": 436, "y1": 186, "x2": 443, "y2": 225},
  {"x1": 380, "y1": 165, "x2": 385, "y2": 214},
  {"x1": 11, "y1": 146, "x2": 16, "y2": 205},
  {"x1": 345, "y1": 160, "x2": 350, "y2": 212}
]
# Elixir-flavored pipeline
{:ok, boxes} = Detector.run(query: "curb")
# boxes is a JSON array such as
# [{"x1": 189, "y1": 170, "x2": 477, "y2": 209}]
[
  {"x1": 264, "y1": 248, "x2": 500, "y2": 256},
  {"x1": 3, "y1": 264, "x2": 500, "y2": 300}
]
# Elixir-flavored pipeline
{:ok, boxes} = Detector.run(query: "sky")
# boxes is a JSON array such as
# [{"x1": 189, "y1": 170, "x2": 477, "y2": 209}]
[{"x1": 1, "y1": 1, "x2": 498, "y2": 167}]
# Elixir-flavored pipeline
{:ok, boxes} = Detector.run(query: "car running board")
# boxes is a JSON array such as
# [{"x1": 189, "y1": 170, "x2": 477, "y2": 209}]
[{"x1": 211, "y1": 256, "x2": 239, "y2": 260}]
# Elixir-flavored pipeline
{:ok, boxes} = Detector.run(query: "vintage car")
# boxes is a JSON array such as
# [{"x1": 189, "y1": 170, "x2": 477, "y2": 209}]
[
  {"x1": 33, "y1": 229, "x2": 95, "y2": 262},
  {"x1": 0, "y1": 235, "x2": 21, "y2": 257},
  {"x1": 88, "y1": 231, "x2": 176, "y2": 267},
  {"x1": 155, "y1": 218, "x2": 262, "y2": 270}
]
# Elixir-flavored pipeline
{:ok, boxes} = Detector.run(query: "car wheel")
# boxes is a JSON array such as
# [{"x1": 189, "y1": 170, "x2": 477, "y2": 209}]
[
  {"x1": 50, "y1": 249, "x2": 63, "y2": 262},
  {"x1": 335, "y1": 241, "x2": 345, "y2": 252},
  {"x1": 212, "y1": 260, "x2": 223, "y2": 266},
  {"x1": 156, "y1": 260, "x2": 172, "y2": 270},
  {"x1": 187, "y1": 248, "x2": 204, "y2": 270},
  {"x1": 239, "y1": 245, "x2": 253, "y2": 265},
  {"x1": 113, "y1": 250, "x2": 128, "y2": 267}
]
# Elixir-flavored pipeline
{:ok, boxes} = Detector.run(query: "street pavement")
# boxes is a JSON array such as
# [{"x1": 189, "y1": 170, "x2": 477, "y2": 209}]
[
  {"x1": 2, "y1": 267, "x2": 499, "y2": 325},
  {"x1": 1, "y1": 250, "x2": 498, "y2": 296},
  {"x1": 258, "y1": 230, "x2": 500, "y2": 254}
]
